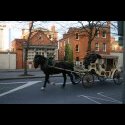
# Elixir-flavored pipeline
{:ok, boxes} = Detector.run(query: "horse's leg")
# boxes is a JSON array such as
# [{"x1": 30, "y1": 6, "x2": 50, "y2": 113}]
[
  {"x1": 68, "y1": 72, "x2": 81, "y2": 85},
  {"x1": 68, "y1": 72, "x2": 74, "y2": 83},
  {"x1": 41, "y1": 74, "x2": 49, "y2": 90},
  {"x1": 62, "y1": 73, "x2": 67, "y2": 88},
  {"x1": 47, "y1": 75, "x2": 50, "y2": 84}
]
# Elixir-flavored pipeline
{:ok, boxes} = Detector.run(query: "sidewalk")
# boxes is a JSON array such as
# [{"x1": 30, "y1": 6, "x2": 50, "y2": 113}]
[{"x1": 0, "y1": 68, "x2": 61, "y2": 80}]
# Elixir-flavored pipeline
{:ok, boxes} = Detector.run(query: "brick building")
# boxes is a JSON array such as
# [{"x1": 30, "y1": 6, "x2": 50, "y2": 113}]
[
  {"x1": 11, "y1": 26, "x2": 58, "y2": 69},
  {"x1": 58, "y1": 22, "x2": 111, "y2": 65}
]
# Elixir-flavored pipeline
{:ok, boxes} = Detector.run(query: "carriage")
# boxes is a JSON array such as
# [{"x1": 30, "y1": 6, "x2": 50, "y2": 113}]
[
  {"x1": 33, "y1": 53, "x2": 122, "y2": 90},
  {"x1": 74, "y1": 53, "x2": 122, "y2": 88}
]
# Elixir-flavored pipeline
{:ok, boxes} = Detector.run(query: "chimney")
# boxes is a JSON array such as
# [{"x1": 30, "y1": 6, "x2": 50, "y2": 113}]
[
  {"x1": 51, "y1": 25, "x2": 55, "y2": 32},
  {"x1": 107, "y1": 21, "x2": 110, "y2": 27}
]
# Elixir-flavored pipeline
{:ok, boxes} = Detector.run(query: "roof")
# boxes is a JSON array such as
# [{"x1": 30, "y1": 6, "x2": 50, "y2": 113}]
[{"x1": 100, "y1": 54, "x2": 119, "y2": 59}]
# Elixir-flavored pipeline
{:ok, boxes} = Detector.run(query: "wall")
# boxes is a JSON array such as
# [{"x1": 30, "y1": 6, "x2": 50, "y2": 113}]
[{"x1": 0, "y1": 53, "x2": 16, "y2": 69}]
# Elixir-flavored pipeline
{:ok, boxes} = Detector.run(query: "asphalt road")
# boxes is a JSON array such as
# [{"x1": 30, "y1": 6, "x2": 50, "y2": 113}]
[{"x1": 0, "y1": 76, "x2": 123, "y2": 104}]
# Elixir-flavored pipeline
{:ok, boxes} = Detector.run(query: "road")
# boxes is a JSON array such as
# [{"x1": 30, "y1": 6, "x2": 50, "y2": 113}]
[{"x1": 0, "y1": 76, "x2": 123, "y2": 104}]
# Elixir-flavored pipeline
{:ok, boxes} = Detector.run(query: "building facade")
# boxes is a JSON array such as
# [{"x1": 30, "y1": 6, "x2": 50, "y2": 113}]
[
  {"x1": 110, "y1": 36, "x2": 123, "y2": 69},
  {"x1": 11, "y1": 27, "x2": 58, "y2": 69},
  {"x1": 0, "y1": 24, "x2": 6, "y2": 51},
  {"x1": 0, "y1": 24, "x2": 11, "y2": 51},
  {"x1": 58, "y1": 23, "x2": 111, "y2": 65}
]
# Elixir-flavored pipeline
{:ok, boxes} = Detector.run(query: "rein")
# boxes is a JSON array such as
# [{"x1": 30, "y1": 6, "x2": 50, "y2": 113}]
[{"x1": 47, "y1": 65, "x2": 80, "y2": 74}]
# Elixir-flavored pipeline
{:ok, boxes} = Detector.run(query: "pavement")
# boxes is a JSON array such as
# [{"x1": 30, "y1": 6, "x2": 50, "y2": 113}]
[{"x1": 0, "y1": 68, "x2": 61, "y2": 80}]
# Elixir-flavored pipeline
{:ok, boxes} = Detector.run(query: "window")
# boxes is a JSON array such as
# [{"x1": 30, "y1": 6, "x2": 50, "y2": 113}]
[
  {"x1": 76, "y1": 57, "x2": 80, "y2": 65},
  {"x1": 112, "y1": 46, "x2": 115, "y2": 51},
  {"x1": 75, "y1": 33, "x2": 79, "y2": 40},
  {"x1": 95, "y1": 31, "x2": 99, "y2": 37},
  {"x1": 103, "y1": 43, "x2": 106, "y2": 52},
  {"x1": 64, "y1": 41, "x2": 65, "y2": 46},
  {"x1": 49, "y1": 35, "x2": 51, "y2": 39},
  {"x1": 39, "y1": 35, "x2": 42, "y2": 39},
  {"x1": 95, "y1": 43, "x2": 99, "y2": 51},
  {"x1": 76, "y1": 57, "x2": 79, "y2": 61},
  {"x1": 76, "y1": 44, "x2": 79, "y2": 52},
  {"x1": 102, "y1": 31, "x2": 106, "y2": 38},
  {"x1": 60, "y1": 42, "x2": 62, "y2": 47},
  {"x1": 67, "y1": 38, "x2": 69, "y2": 44}
]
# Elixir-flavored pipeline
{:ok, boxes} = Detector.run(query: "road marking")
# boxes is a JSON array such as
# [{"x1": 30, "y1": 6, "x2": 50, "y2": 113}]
[
  {"x1": 78, "y1": 93, "x2": 122, "y2": 104},
  {"x1": 0, "y1": 82, "x2": 27, "y2": 84},
  {"x1": 94, "y1": 78, "x2": 123, "y2": 82},
  {"x1": 97, "y1": 92, "x2": 122, "y2": 104},
  {"x1": 78, "y1": 95, "x2": 101, "y2": 104},
  {"x1": 49, "y1": 82, "x2": 72, "y2": 85},
  {"x1": 0, "y1": 81, "x2": 41, "y2": 97}
]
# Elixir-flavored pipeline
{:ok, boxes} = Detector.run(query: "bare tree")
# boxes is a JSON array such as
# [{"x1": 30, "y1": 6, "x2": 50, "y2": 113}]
[
  {"x1": 15, "y1": 21, "x2": 47, "y2": 76},
  {"x1": 23, "y1": 21, "x2": 34, "y2": 75},
  {"x1": 78, "y1": 21, "x2": 111, "y2": 53}
]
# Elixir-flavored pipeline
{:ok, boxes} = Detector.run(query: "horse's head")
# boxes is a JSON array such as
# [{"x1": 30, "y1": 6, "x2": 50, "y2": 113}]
[{"x1": 33, "y1": 55, "x2": 46, "y2": 69}]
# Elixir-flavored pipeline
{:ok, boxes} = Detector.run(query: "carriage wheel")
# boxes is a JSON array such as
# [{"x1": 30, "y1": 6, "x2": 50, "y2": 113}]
[
  {"x1": 113, "y1": 70, "x2": 122, "y2": 85},
  {"x1": 71, "y1": 72, "x2": 81, "y2": 85},
  {"x1": 82, "y1": 72, "x2": 94, "y2": 88}
]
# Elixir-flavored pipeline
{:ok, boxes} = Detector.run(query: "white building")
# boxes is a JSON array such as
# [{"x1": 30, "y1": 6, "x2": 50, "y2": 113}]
[{"x1": 0, "y1": 24, "x2": 11, "y2": 51}]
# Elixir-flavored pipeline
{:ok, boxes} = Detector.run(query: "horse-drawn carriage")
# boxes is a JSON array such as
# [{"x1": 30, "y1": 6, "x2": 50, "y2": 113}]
[
  {"x1": 74, "y1": 53, "x2": 122, "y2": 88},
  {"x1": 33, "y1": 53, "x2": 122, "y2": 90}
]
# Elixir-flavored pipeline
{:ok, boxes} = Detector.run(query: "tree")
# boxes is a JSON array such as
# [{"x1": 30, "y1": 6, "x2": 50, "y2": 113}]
[
  {"x1": 23, "y1": 21, "x2": 34, "y2": 75},
  {"x1": 15, "y1": 21, "x2": 47, "y2": 76},
  {"x1": 64, "y1": 43, "x2": 73, "y2": 63},
  {"x1": 78, "y1": 21, "x2": 111, "y2": 53}
]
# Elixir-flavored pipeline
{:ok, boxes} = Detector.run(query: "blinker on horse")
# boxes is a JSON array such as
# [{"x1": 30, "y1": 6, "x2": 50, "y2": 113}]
[{"x1": 33, "y1": 55, "x2": 79, "y2": 90}]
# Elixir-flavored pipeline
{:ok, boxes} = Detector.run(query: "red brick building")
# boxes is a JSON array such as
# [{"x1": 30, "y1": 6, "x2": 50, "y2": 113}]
[
  {"x1": 11, "y1": 26, "x2": 58, "y2": 69},
  {"x1": 58, "y1": 22, "x2": 111, "y2": 65}
]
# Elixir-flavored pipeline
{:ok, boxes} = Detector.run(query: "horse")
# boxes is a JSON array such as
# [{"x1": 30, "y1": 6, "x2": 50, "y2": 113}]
[{"x1": 33, "y1": 55, "x2": 80, "y2": 90}]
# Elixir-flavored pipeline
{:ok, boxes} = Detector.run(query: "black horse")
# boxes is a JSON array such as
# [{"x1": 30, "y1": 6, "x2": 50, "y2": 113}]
[{"x1": 33, "y1": 55, "x2": 80, "y2": 90}]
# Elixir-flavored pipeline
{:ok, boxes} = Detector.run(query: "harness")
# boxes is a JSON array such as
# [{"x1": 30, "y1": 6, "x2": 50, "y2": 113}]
[{"x1": 47, "y1": 58, "x2": 54, "y2": 66}]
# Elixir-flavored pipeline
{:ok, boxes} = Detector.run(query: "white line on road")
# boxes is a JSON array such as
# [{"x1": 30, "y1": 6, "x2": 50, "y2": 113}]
[
  {"x1": 51, "y1": 82, "x2": 72, "y2": 85},
  {"x1": 78, "y1": 94, "x2": 122, "y2": 104},
  {"x1": 94, "y1": 78, "x2": 123, "y2": 82},
  {"x1": 0, "y1": 82, "x2": 27, "y2": 84},
  {"x1": 0, "y1": 81, "x2": 41, "y2": 97},
  {"x1": 78, "y1": 95, "x2": 101, "y2": 104},
  {"x1": 97, "y1": 92, "x2": 122, "y2": 104}
]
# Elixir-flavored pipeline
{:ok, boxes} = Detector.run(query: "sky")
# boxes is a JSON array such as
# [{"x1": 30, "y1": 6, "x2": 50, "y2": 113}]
[
  {"x1": 0, "y1": 21, "x2": 118, "y2": 50},
  {"x1": 9, "y1": 21, "x2": 81, "y2": 40}
]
